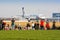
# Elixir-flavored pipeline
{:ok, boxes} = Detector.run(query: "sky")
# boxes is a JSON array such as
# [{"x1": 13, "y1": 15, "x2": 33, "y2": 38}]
[{"x1": 0, "y1": 0, "x2": 60, "y2": 18}]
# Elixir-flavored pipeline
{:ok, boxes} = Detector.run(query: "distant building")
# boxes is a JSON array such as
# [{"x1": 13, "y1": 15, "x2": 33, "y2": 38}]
[
  {"x1": 52, "y1": 13, "x2": 60, "y2": 22},
  {"x1": 29, "y1": 15, "x2": 39, "y2": 20},
  {"x1": 53, "y1": 13, "x2": 60, "y2": 19}
]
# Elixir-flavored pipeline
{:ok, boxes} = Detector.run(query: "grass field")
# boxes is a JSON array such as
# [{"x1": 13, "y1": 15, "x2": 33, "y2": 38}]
[{"x1": 0, "y1": 30, "x2": 60, "y2": 40}]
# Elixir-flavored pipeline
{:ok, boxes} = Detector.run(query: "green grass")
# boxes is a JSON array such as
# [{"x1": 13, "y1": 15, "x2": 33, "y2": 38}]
[{"x1": 0, "y1": 30, "x2": 60, "y2": 40}]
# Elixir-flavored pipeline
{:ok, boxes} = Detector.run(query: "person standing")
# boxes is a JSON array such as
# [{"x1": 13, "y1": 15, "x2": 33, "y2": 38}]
[
  {"x1": 2, "y1": 22, "x2": 6, "y2": 30},
  {"x1": 40, "y1": 19, "x2": 44, "y2": 30},
  {"x1": 52, "y1": 20, "x2": 56, "y2": 30},
  {"x1": 34, "y1": 22, "x2": 36, "y2": 30},
  {"x1": 34, "y1": 22, "x2": 39, "y2": 30},
  {"x1": 11, "y1": 18, "x2": 15, "y2": 30},
  {"x1": 0, "y1": 19, "x2": 2, "y2": 30},
  {"x1": 32, "y1": 22, "x2": 35, "y2": 30},
  {"x1": 0, "y1": 19, "x2": 6, "y2": 30},
  {"x1": 36, "y1": 22, "x2": 39, "y2": 30}
]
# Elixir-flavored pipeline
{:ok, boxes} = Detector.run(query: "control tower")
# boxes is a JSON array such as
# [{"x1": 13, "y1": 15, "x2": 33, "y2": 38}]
[{"x1": 22, "y1": 7, "x2": 25, "y2": 18}]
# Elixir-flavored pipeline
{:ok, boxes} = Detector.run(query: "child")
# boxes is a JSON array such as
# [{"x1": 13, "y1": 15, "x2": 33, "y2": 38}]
[
  {"x1": 15, "y1": 25, "x2": 18, "y2": 30},
  {"x1": 4, "y1": 24, "x2": 10, "y2": 30},
  {"x1": 46, "y1": 21, "x2": 50, "y2": 30}
]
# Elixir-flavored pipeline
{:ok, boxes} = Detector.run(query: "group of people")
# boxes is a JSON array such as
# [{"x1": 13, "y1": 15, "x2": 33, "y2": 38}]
[
  {"x1": 0, "y1": 18, "x2": 22, "y2": 30},
  {"x1": 0, "y1": 18, "x2": 58, "y2": 30},
  {"x1": 25, "y1": 19, "x2": 57, "y2": 30},
  {"x1": 31, "y1": 19, "x2": 57, "y2": 30}
]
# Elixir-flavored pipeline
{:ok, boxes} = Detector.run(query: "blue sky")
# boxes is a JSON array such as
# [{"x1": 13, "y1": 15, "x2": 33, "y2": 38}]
[
  {"x1": 0, "y1": 0, "x2": 60, "y2": 3},
  {"x1": 0, "y1": 0, "x2": 60, "y2": 18},
  {"x1": 0, "y1": 0, "x2": 60, "y2": 4}
]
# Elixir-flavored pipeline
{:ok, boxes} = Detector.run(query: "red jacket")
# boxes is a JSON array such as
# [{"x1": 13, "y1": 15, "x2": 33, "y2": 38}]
[
  {"x1": 40, "y1": 20, "x2": 44, "y2": 26},
  {"x1": 46, "y1": 23, "x2": 50, "y2": 28}
]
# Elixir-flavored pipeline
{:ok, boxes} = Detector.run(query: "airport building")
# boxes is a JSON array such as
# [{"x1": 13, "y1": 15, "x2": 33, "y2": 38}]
[{"x1": 52, "y1": 13, "x2": 60, "y2": 19}]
